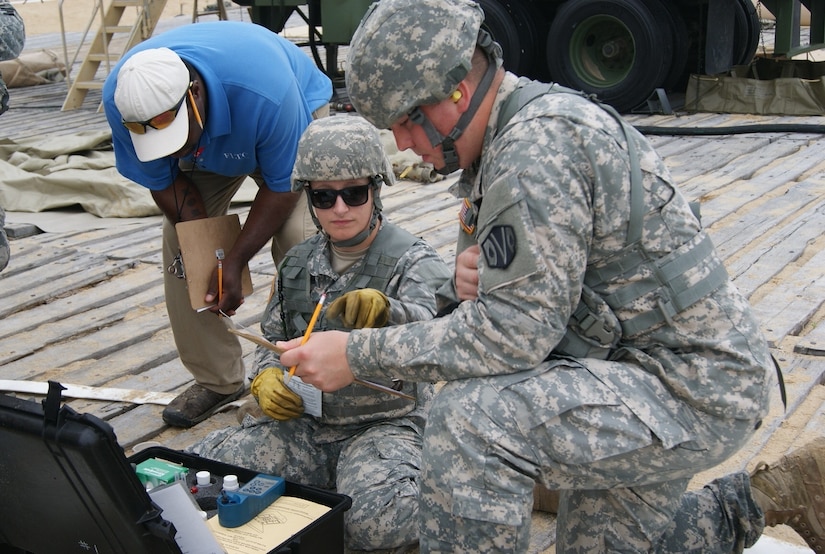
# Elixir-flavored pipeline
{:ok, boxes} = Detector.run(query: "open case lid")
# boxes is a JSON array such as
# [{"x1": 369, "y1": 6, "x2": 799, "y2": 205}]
[{"x1": 0, "y1": 382, "x2": 181, "y2": 554}]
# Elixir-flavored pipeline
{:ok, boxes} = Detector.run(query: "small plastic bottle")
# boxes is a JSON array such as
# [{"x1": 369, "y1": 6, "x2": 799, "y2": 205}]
[
  {"x1": 222, "y1": 474, "x2": 239, "y2": 492},
  {"x1": 196, "y1": 470, "x2": 211, "y2": 486}
]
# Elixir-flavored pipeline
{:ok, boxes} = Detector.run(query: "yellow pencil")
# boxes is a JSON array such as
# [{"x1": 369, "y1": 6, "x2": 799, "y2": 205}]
[
  {"x1": 215, "y1": 249, "x2": 225, "y2": 304},
  {"x1": 285, "y1": 293, "x2": 326, "y2": 384}
]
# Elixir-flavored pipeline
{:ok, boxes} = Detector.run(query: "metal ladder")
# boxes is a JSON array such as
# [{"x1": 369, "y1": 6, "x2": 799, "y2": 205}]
[
  {"x1": 192, "y1": 0, "x2": 228, "y2": 22},
  {"x1": 59, "y1": 0, "x2": 168, "y2": 111}
]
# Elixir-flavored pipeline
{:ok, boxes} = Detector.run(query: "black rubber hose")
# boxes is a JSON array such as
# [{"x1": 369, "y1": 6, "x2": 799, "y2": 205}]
[{"x1": 634, "y1": 124, "x2": 825, "y2": 135}]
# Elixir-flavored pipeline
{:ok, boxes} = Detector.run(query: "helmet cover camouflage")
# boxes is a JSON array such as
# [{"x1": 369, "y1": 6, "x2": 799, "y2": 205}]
[
  {"x1": 291, "y1": 115, "x2": 395, "y2": 192},
  {"x1": 0, "y1": 1, "x2": 25, "y2": 62},
  {"x1": 345, "y1": 0, "x2": 484, "y2": 129}
]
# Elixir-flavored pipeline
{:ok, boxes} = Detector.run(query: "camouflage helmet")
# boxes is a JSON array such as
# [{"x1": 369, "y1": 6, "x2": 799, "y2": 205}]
[
  {"x1": 291, "y1": 115, "x2": 395, "y2": 191},
  {"x1": 345, "y1": 0, "x2": 485, "y2": 130}
]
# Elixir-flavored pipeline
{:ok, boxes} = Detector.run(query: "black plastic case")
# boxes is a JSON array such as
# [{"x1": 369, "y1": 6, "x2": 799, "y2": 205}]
[{"x1": 0, "y1": 382, "x2": 351, "y2": 554}]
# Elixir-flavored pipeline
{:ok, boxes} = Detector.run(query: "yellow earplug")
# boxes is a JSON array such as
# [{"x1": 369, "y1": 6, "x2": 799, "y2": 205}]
[{"x1": 451, "y1": 90, "x2": 462, "y2": 102}]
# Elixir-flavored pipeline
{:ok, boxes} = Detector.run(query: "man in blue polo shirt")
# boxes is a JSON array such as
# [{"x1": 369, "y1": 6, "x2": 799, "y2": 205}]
[{"x1": 102, "y1": 21, "x2": 332, "y2": 428}]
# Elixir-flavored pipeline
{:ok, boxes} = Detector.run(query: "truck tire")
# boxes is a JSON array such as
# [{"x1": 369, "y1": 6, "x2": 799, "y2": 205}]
[
  {"x1": 735, "y1": 0, "x2": 760, "y2": 66},
  {"x1": 702, "y1": 0, "x2": 758, "y2": 74},
  {"x1": 476, "y1": 0, "x2": 541, "y2": 78},
  {"x1": 546, "y1": 0, "x2": 674, "y2": 112},
  {"x1": 656, "y1": 0, "x2": 690, "y2": 91}
]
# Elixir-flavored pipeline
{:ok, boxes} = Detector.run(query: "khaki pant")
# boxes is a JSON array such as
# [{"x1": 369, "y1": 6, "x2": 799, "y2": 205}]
[{"x1": 162, "y1": 166, "x2": 315, "y2": 394}]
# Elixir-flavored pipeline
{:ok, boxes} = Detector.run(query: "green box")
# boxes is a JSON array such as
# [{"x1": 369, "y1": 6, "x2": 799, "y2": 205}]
[
  {"x1": 135, "y1": 458, "x2": 188, "y2": 488},
  {"x1": 320, "y1": 0, "x2": 373, "y2": 44}
]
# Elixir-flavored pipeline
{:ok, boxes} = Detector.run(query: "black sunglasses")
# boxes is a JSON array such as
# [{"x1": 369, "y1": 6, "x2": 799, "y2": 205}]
[{"x1": 308, "y1": 184, "x2": 371, "y2": 209}]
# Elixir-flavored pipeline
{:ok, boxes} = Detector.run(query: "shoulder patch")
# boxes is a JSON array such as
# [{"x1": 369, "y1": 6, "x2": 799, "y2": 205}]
[
  {"x1": 482, "y1": 225, "x2": 517, "y2": 269},
  {"x1": 459, "y1": 197, "x2": 478, "y2": 235}
]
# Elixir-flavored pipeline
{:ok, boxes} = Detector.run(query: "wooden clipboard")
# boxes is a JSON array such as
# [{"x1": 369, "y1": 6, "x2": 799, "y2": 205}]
[{"x1": 176, "y1": 214, "x2": 253, "y2": 311}]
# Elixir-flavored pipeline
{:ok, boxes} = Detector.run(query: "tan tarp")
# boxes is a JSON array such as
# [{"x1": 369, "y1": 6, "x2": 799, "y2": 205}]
[
  {"x1": 380, "y1": 130, "x2": 443, "y2": 183},
  {"x1": 0, "y1": 129, "x2": 438, "y2": 221},
  {"x1": 0, "y1": 50, "x2": 67, "y2": 88},
  {"x1": 685, "y1": 58, "x2": 825, "y2": 115},
  {"x1": 0, "y1": 130, "x2": 161, "y2": 218}
]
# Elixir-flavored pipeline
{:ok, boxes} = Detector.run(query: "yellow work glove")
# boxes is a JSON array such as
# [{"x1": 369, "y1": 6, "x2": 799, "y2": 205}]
[
  {"x1": 250, "y1": 367, "x2": 304, "y2": 421},
  {"x1": 326, "y1": 289, "x2": 390, "y2": 329}
]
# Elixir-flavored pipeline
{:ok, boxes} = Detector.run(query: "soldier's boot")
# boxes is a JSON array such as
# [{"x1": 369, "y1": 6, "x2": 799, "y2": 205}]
[{"x1": 750, "y1": 437, "x2": 825, "y2": 552}]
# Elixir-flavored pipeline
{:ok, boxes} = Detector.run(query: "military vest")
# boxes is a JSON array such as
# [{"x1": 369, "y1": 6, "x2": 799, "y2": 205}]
[
  {"x1": 277, "y1": 222, "x2": 420, "y2": 424},
  {"x1": 496, "y1": 82, "x2": 728, "y2": 359}
]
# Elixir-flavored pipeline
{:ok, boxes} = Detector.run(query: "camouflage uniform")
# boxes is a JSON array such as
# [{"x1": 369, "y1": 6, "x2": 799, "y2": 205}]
[
  {"x1": 342, "y1": 0, "x2": 775, "y2": 552},
  {"x1": 191, "y1": 117, "x2": 452, "y2": 551},
  {"x1": 0, "y1": 205, "x2": 7, "y2": 272},
  {"x1": 0, "y1": 0, "x2": 24, "y2": 272},
  {"x1": 0, "y1": 0, "x2": 24, "y2": 115}
]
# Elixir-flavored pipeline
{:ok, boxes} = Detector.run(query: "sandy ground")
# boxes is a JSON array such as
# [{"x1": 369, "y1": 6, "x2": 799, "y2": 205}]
[{"x1": 12, "y1": 0, "x2": 240, "y2": 37}]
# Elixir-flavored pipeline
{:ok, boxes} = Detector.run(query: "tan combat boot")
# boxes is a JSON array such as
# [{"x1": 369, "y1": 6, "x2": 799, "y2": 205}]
[{"x1": 750, "y1": 437, "x2": 825, "y2": 552}]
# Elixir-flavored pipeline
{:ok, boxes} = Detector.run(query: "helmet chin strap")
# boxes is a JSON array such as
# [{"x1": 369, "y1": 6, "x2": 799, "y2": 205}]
[
  {"x1": 409, "y1": 48, "x2": 498, "y2": 175},
  {"x1": 332, "y1": 209, "x2": 381, "y2": 247}
]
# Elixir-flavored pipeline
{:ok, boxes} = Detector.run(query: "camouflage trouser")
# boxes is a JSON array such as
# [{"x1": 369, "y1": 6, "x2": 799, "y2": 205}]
[
  {"x1": 419, "y1": 359, "x2": 765, "y2": 553},
  {"x1": 190, "y1": 414, "x2": 423, "y2": 551},
  {"x1": 1, "y1": 0, "x2": 26, "y2": 115},
  {"x1": 0, "y1": 74, "x2": 8, "y2": 115},
  {"x1": 0, "y1": 206, "x2": 9, "y2": 271}
]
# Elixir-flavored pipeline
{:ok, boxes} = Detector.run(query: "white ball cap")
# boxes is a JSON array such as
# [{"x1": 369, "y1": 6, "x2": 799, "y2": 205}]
[{"x1": 114, "y1": 47, "x2": 192, "y2": 162}]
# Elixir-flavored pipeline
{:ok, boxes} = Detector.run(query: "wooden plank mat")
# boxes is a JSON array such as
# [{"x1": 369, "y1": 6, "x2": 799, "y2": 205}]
[
  {"x1": 751, "y1": 243, "x2": 825, "y2": 346},
  {"x1": 795, "y1": 317, "x2": 825, "y2": 356},
  {"x1": 725, "y1": 191, "x2": 825, "y2": 297}
]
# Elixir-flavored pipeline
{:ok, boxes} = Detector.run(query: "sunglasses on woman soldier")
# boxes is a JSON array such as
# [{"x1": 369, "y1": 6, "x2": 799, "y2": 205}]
[{"x1": 308, "y1": 184, "x2": 371, "y2": 209}]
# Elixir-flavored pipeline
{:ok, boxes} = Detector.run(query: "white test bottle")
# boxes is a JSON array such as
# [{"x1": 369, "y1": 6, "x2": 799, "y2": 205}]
[{"x1": 223, "y1": 474, "x2": 239, "y2": 492}]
